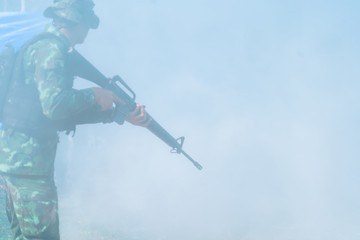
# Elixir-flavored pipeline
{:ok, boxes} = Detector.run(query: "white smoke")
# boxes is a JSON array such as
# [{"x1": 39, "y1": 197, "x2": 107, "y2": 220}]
[{"x1": 48, "y1": 0, "x2": 360, "y2": 239}]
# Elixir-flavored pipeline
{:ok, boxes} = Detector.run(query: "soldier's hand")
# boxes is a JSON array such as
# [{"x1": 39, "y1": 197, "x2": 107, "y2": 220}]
[
  {"x1": 91, "y1": 87, "x2": 124, "y2": 111},
  {"x1": 126, "y1": 103, "x2": 152, "y2": 127}
]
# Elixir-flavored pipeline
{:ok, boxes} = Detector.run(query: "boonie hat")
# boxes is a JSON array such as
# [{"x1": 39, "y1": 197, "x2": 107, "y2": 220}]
[{"x1": 44, "y1": 0, "x2": 99, "y2": 29}]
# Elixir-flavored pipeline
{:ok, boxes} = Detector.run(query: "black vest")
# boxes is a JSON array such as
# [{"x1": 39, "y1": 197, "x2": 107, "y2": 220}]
[{"x1": 1, "y1": 33, "x2": 75, "y2": 139}]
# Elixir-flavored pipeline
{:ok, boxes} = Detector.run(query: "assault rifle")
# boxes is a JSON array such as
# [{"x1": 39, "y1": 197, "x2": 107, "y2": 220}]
[{"x1": 68, "y1": 50, "x2": 203, "y2": 170}]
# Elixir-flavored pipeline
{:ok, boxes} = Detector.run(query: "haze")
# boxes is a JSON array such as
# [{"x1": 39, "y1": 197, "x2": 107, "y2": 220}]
[{"x1": 1, "y1": 0, "x2": 360, "y2": 239}]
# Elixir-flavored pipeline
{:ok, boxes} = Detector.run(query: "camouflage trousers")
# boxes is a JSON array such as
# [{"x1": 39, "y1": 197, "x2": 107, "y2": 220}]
[
  {"x1": 1, "y1": 174, "x2": 60, "y2": 240},
  {"x1": 0, "y1": 128, "x2": 60, "y2": 239}
]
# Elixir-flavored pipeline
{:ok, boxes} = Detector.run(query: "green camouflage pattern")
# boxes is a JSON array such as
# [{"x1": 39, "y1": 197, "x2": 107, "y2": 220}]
[
  {"x1": 1, "y1": 175, "x2": 59, "y2": 239},
  {"x1": 0, "y1": 24, "x2": 98, "y2": 238},
  {"x1": 0, "y1": 128, "x2": 57, "y2": 176},
  {"x1": 44, "y1": 0, "x2": 99, "y2": 29},
  {"x1": 0, "y1": 24, "x2": 96, "y2": 176},
  {"x1": 23, "y1": 25, "x2": 97, "y2": 121}
]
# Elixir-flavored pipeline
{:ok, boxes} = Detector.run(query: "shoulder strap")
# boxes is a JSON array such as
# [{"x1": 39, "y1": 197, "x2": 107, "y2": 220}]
[{"x1": 11, "y1": 32, "x2": 69, "y2": 85}]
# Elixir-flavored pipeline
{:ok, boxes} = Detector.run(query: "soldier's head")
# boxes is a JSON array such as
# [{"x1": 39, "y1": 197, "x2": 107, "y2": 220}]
[{"x1": 44, "y1": 0, "x2": 99, "y2": 46}]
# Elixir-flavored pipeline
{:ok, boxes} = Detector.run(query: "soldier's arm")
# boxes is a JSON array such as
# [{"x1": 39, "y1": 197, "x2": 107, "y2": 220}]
[
  {"x1": 32, "y1": 41, "x2": 98, "y2": 120},
  {"x1": 32, "y1": 40, "x2": 149, "y2": 125}
]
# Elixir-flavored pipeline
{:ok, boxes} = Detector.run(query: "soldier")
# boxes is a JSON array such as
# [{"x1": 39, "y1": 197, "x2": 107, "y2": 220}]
[{"x1": 0, "y1": 0, "x2": 149, "y2": 239}]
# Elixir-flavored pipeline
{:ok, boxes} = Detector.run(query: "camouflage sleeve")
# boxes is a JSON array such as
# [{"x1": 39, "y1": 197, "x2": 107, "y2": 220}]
[{"x1": 32, "y1": 40, "x2": 98, "y2": 120}]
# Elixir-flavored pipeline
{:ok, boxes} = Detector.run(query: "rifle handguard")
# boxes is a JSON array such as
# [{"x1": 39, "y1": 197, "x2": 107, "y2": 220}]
[{"x1": 68, "y1": 50, "x2": 203, "y2": 170}]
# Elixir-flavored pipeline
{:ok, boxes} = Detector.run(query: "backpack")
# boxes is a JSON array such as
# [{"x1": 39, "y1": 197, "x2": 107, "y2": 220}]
[{"x1": 0, "y1": 44, "x2": 16, "y2": 122}]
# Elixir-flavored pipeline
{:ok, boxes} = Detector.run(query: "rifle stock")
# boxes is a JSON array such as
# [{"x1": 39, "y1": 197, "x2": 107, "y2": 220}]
[{"x1": 68, "y1": 50, "x2": 203, "y2": 170}]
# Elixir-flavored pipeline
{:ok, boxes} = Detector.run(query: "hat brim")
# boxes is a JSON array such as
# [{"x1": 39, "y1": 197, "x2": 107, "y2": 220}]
[
  {"x1": 84, "y1": 14, "x2": 99, "y2": 29},
  {"x1": 43, "y1": 7, "x2": 57, "y2": 19}
]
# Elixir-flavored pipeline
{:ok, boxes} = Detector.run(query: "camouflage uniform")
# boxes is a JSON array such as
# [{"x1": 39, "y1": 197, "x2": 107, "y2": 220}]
[{"x1": 0, "y1": 0, "x2": 100, "y2": 239}]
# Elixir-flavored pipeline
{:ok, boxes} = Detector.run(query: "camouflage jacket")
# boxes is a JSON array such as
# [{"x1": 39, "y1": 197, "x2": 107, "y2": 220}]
[
  {"x1": 0, "y1": 25, "x2": 99, "y2": 176},
  {"x1": 23, "y1": 25, "x2": 97, "y2": 123}
]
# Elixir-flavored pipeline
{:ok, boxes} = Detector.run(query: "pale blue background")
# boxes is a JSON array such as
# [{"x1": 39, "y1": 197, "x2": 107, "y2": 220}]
[{"x1": 1, "y1": 1, "x2": 360, "y2": 239}]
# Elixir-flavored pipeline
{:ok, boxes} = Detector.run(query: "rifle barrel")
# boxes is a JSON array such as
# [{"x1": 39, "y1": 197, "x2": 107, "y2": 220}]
[
  {"x1": 146, "y1": 116, "x2": 202, "y2": 170},
  {"x1": 69, "y1": 50, "x2": 203, "y2": 170},
  {"x1": 181, "y1": 150, "x2": 203, "y2": 170}
]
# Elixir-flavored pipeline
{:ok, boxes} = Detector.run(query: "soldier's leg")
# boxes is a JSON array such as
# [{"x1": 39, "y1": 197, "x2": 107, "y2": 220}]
[
  {"x1": 4, "y1": 186, "x2": 22, "y2": 239},
  {"x1": 2, "y1": 175, "x2": 60, "y2": 240}
]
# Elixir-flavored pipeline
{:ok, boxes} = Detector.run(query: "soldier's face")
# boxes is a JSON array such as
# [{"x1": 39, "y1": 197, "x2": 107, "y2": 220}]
[{"x1": 73, "y1": 24, "x2": 90, "y2": 45}]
